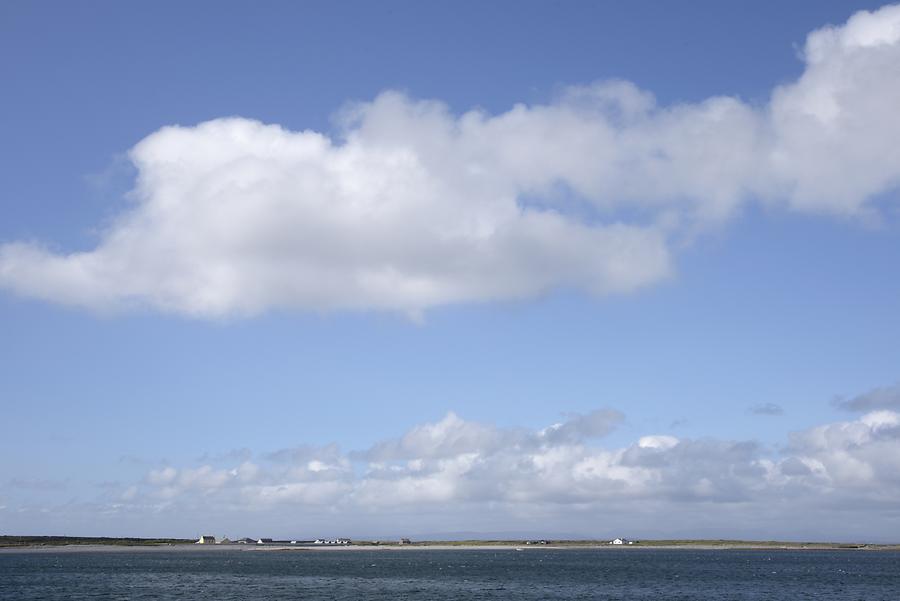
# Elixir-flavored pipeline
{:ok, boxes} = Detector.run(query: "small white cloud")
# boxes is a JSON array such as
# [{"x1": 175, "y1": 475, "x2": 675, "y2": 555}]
[
  {"x1": 637, "y1": 435, "x2": 679, "y2": 450},
  {"x1": 361, "y1": 412, "x2": 507, "y2": 461},
  {"x1": 860, "y1": 410, "x2": 900, "y2": 430},
  {"x1": 146, "y1": 466, "x2": 177, "y2": 485}
]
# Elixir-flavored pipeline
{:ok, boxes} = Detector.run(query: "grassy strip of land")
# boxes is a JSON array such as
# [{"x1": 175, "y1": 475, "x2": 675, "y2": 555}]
[
  {"x1": 2, "y1": 536, "x2": 893, "y2": 550},
  {"x1": 605, "y1": 539, "x2": 871, "y2": 549},
  {"x1": 375, "y1": 539, "x2": 880, "y2": 549},
  {"x1": 0, "y1": 535, "x2": 193, "y2": 548}
]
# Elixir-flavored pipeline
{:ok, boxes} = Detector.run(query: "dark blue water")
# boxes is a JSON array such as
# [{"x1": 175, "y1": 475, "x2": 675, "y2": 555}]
[{"x1": 2, "y1": 548, "x2": 899, "y2": 600}]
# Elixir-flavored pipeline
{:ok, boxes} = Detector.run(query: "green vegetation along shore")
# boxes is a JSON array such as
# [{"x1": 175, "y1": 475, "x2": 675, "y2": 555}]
[
  {"x1": 0, "y1": 536, "x2": 193, "y2": 548},
  {"x1": 3, "y1": 536, "x2": 896, "y2": 550},
  {"x1": 404, "y1": 539, "x2": 881, "y2": 549}
]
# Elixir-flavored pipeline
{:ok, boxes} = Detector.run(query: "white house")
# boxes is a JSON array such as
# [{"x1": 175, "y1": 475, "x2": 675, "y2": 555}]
[
  {"x1": 610, "y1": 538, "x2": 624, "y2": 545},
  {"x1": 196, "y1": 535, "x2": 216, "y2": 544}
]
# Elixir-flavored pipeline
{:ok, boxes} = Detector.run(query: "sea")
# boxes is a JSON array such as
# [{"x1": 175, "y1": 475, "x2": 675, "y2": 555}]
[{"x1": 2, "y1": 548, "x2": 899, "y2": 600}]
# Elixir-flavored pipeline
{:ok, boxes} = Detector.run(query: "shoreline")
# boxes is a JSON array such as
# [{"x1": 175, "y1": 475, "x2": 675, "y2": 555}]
[{"x1": 3, "y1": 542, "x2": 898, "y2": 554}]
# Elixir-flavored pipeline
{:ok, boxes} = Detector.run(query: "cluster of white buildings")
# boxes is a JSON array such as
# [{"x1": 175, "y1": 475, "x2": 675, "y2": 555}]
[{"x1": 195, "y1": 536, "x2": 351, "y2": 545}]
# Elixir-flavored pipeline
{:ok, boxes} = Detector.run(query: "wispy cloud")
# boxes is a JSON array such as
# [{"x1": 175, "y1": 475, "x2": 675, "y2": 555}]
[
  {"x1": 2, "y1": 5, "x2": 900, "y2": 317},
  {"x1": 836, "y1": 382, "x2": 900, "y2": 412},
  {"x1": 8, "y1": 478, "x2": 69, "y2": 491},
  {"x1": 748, "y1": 403, "x2": 784, "y2": 416}
]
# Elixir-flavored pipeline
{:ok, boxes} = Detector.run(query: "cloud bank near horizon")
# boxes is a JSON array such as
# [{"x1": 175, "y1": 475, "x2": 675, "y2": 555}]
[
  {"x1": 8, "y1": 404, "x2": 900, "y2": 540},
  {"x1": 2, "y1": 4, "x2": 900, "y2": 317}
]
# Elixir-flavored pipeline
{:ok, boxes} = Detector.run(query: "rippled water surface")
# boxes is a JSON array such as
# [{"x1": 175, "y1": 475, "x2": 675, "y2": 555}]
[{"x1": 2, "y1": 548, "x2": 899, "y2": 600}]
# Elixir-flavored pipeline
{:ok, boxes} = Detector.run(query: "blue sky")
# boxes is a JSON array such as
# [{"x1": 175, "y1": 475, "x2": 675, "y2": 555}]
[{"x1": 2, "y1": 1, "x2": 900, "y2": 541}]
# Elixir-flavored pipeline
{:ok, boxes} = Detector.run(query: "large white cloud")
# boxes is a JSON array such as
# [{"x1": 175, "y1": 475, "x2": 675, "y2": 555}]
[{"x1": 2, "y1": 4, "x2": 900, "y2": 317}]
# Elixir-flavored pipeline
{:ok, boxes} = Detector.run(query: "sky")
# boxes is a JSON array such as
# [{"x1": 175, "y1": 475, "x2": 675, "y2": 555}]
[{"x1": 1, "y1": 0, "x2": 900, "y2": 542}]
